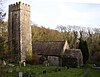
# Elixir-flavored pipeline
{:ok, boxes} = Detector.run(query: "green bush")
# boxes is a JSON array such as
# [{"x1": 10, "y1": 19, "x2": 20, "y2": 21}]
[
  {"x1": 26, "y1": 48, "x2": 32, "y2": 64},
  {"x1": 78, "y1": 39, "x2": 89, "y2": 65}
]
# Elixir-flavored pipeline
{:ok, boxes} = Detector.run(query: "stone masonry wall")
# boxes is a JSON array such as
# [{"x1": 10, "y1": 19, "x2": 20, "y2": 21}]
[
  {"x1": 48, "y1": 56, "x2": 59, "y2": 66},
  {"x1": 8, "y1": 2, "x2": 32, "y2": 62}
]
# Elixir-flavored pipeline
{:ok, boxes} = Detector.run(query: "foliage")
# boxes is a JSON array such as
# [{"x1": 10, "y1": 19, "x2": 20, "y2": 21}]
[
  {"x1": 0, "y1": 36, "x2": 5, "y2": 51},
  {"x1": 31, "y1": 25, "x2": 63, "y2": 41},
  {"x1": 0, "y1": 34, "x2": 8, "y2": 59},
  {"x1": 87, "y1": 28, "x2": 100, "y2": 56},
  {"x1": 0, "y1": 0, "x2": 7, "y2": 60},
  {"x1": 92, "y1": 52, "x2": 100, "y2": 64},
  {"x1": 26, "y1": 48, "x2": 32, "y2": 64},
  {"x1": 31, "y1": 24, "x2": 99, "y2": 63},
  {"x1": 78, "y1": 38, "x2": 89, "y2": 65}
]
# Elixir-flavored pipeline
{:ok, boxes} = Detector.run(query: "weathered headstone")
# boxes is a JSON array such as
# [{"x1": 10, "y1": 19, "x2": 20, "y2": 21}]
[
  {"x1": 16, "y1": 66, "x2": 20, "y2": 72},
  {"x1": 3, "y1": 60, "x2": 6, "y2": 66},
  {"x1": 8, "y1": 66, "x2": 13, "y2": 73},
  {"x1": 19, "y1": 72, "x2": 23, "y2": 77},
  {"x1": 23, "y1": 61, "x2": 26, "y2": 66}
]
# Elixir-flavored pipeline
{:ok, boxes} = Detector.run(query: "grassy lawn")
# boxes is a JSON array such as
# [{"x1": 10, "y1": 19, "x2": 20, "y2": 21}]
[
  {"x1": 1, "y1": 65, "x2": 85, "y2": 77},
  {"x1": 84, "y1": 64, "x2": 100, "y2": 77},
  {"x1": 85, "y1": 69, "x2": 100, "y2": 77},
  {"x1": 38, "y1": 68, "x2": 84, "y2": 77},
  {"x1": 1, "y1": 64, "x2": 100, "y2": 77}
]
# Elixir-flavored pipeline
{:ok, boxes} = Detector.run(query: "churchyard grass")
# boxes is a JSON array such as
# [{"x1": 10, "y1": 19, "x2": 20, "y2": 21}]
[
  {"x1": 1, "y1": 64, "x2": 85, "y2": 77},
  {"x1": 38, "y1": 68, "x2": 84, "y2": 77},
  {"x1": 2, "y1": 64, "x2": 100, "y2": 77},
  {"x1": 85, "y1": 69, "x2": 100, "y2": 77},
  {"x1": 82, "y1": 64, "x2": 100, "y2": 77}
]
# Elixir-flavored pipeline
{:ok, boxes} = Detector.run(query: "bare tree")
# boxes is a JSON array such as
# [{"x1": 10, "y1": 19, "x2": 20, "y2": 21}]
[
  {"x1": 0, "y1": 0, "x2": 6, "y2": 36},
  {"x1": 0, "y1": 0, "x2": 6, "y2": 22}
]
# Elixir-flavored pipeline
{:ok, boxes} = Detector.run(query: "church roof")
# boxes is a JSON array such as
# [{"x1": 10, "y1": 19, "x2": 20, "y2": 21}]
[{"x1": 32, "y1": 41, "x2": 65, "y2": 56}]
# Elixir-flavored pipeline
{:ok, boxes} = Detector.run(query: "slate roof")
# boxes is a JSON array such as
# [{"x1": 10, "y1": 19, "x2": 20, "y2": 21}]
[{"x1": 32, "y1": 41, "x2": 65, "y2": 56}]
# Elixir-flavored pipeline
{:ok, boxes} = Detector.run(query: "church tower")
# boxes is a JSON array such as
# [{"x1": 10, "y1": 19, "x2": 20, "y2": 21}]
[{"x1": 8, "y1": 2, "x2": 32, "y2": 62}]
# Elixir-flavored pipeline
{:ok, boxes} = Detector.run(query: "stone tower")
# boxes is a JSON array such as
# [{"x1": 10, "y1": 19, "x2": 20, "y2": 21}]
[{"x1": 8, "y1": 2, "x2": 32, "y2": 62}]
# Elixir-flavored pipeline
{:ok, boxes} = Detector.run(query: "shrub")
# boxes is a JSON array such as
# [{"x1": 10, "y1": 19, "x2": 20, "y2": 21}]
[
  {"x1": 26, "y1": 48, "x2": 32, "y2": 64},
  {"x1": 78, "y1": 39, "x2": 89, "y2": 65}
]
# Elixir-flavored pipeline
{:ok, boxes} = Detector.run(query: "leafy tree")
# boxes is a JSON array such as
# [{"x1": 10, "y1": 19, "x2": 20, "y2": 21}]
[
  {"x1": 31, "y1": 25, "x2": 63, "y2": 41},
  {"x1": 86, "y1": 28, "x2": 100, "y2": 63},
  {"x1": 0, "y1": 0, "x2": 7, "y2": 59},
  {"x1": 0, "y1": 36, "x2": 5, "y2": 52},
  {"x1": 78, "y1": 38, "x2": 89, "y2": 65}
]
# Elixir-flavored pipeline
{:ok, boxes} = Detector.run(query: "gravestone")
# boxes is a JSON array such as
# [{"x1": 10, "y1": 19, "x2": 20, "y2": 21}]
[
  {"x1": 43, "y1": 69, "x2": 46, "y2": 74},
  {"x1": 16, "y1": 66, "x2": 20, "y2": 72},
  {"x1": 23, "y1": 61, "x2": 26, "y2": 66},
  {"x1": 43, "y1": 60, "x2": 49, "y2": 67},
  {"x1": 8, "y1": 2, "x2": 32, "y2": 62},
  {"x1": 8, "y1": 66, "x2": 13, "y2": 73},
  {"x1": 19, "y1": 72, "x2": 23, "y2": 77},
  {"x1": 3, "y1": 60, "x2": 6, "y2": 66}
]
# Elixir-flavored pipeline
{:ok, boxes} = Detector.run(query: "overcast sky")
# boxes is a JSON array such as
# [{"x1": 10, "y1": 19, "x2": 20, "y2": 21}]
[{"x1": 5, "y1": 0, "x2": 100, "y2": 29}]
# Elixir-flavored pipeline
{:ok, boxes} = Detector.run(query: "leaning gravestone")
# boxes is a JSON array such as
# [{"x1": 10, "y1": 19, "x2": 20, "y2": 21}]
[{"x1": 3, "y1": 60, "x2": 6, "y2": 66}]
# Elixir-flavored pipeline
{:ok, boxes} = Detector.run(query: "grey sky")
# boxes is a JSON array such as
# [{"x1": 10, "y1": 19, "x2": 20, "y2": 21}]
[{"x1": 5, "y1": 0, "x2": 100, "y2": 29}]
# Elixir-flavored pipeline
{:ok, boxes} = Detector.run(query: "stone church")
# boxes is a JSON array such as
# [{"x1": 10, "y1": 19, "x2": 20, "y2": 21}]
[
  {"x1": 8, "y1": 2, "x2": 83, "y2": 67},
  {"x1": 32, "y1": 41, "x2": 83, "y2": 67}
]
